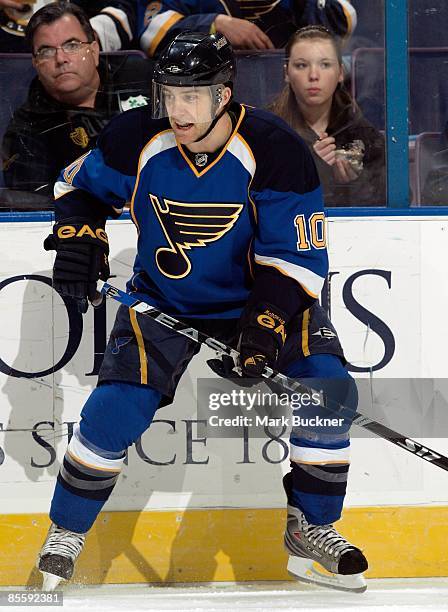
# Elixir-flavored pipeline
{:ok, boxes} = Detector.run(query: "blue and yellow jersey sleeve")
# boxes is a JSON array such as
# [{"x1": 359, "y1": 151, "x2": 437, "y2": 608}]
[
  {"x1": 53, "y1": 108, "x2": 155, "y2": 221},
  {"x1": 297, "y1": 0, "x2": 356, "y2": 40},
  {"x1": 78, "y1": 0, "x2": 136, "y2": 50},
  {"x1": 241, "y1": 108, "x2": 328, "y2": 317},
  {"x1": 137, "y1": 0, "x2": 356, "y2": 57},
  {"x1": 137, "y1": 0, "x2": 216, "y2": 57}
]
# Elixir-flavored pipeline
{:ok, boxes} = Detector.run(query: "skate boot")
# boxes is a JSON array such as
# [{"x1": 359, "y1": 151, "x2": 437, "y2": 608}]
[
  {"x1": 285, "y1": 504, "x2": 368, "y2": 593},
  {"x1": 37, "y1": 523, "x2": 86, "y2": 591}
]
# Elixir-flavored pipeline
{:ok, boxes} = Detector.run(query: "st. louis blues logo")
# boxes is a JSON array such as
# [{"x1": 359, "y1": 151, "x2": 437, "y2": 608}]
[
  {"x1": 150, "y1": 194, "x2": 243, "y2": 279},
  {"x1": 111, "y1": 336, "x2": 132, "y2": 354}
]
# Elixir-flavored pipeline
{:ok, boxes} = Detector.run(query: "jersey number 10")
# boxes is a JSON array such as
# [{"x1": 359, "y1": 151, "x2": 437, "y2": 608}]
[{"x1": 295, "y1": 213, "x2": 326, "y2": 251}]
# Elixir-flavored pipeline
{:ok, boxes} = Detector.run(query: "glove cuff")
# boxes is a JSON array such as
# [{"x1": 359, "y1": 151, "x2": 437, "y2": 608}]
[
  {"x1": 240, "y1": 301, "x2": 290, "y2": 348},
  {"x1": 49, "y1": 218, "x2": 109, "y2": 254}
]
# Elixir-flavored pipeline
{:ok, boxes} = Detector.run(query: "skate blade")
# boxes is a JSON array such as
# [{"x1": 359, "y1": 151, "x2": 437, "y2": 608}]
[
  {"x1": 287, "y1": 556, "x2": 367, "y2": 593},
  {"x1": 41, "y1": 571, "x2": 63, "y2": 592}
]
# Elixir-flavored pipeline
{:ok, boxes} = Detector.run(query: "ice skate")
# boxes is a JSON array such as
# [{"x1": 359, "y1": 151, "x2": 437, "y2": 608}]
[
  {"x1": 285, "y1": 504, "x2": 368, "y2": 593},
  {"x1": 37, "y1": 523, "x2": 86, "y2": 591}
]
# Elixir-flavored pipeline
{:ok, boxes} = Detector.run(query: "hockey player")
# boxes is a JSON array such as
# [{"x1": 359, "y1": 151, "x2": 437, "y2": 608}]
[{"x1": 38, "y1": 31, "x2": 368, "y2": 592}]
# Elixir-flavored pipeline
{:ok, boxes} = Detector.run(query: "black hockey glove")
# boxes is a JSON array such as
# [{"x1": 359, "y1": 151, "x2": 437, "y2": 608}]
[
  {"x1": 207, "y1": 303, "x2": 288, "y2": 384},
  {"x1": 44, "y1": 217, "x2": 110, "y2": 313},
  {"x1": 238, "y1": 302, "x2": 288, "y2": 379}
]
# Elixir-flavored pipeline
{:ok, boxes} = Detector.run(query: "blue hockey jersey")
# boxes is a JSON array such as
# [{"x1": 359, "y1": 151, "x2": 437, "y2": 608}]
[
  {"x1": 54, "y1": 103, "x2": 328, "y2": 318},
  {"x1": 137, "y1": 0, "x2": 356, "y2": 55}
]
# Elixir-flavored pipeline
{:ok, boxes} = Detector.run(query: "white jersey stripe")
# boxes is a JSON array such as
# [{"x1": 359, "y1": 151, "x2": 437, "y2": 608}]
[
  {"x1": 140, "y1": 11, "x2": 183, "y2": 56},
  {"x1": 338, "y1": 0, "x2": 357, "y2": 34},
  {"x1": 139, "y1": 130, "x2": 177, "y2": 173},
  {"x1": 90, "y1": 14, "x2": 122, "y2": 51},
  {"x1": 228, "y1": 134, "x2": 256, "y2": 179},
  {"x1": 254, "y1": 254, "x2": 325, "y2": 296},
  {"x1": 100, "y1": 7, "x2": 133, "y2": 40},
  {"x1": 54, "y1": 181, "x2": 77, "y2": 200}
]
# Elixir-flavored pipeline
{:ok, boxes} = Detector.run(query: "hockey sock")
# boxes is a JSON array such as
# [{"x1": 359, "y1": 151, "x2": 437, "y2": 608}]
[
  {"x1": 284, "y1": 459, "x2": 349, "y2": 525},
  {"x1": 50, "y1": 381, "x2": 162, "y2": 533},
  {"x1": 284, "y1": 354, "x2": 355, "y2": 524}
]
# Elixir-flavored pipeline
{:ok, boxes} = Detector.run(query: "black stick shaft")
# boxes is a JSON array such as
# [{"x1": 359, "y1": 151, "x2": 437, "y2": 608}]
[{"x1": 98, "y1": 281, "x2": 448, "y2": 473}]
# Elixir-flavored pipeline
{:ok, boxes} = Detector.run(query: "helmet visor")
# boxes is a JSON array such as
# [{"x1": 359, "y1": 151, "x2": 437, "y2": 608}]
[{"x1": 151, "y1": 83, "x2": 224, "y2": 122}]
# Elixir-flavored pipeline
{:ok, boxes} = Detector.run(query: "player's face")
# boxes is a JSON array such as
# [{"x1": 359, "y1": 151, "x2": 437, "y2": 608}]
[
  {"x1": 32, "y1": 15, "x2": 100, "y2": 103},
  {"x1": 285, "y1": 39, "x2": 343, "y2": 110},
  {"x1": 163, "y1": 86, "x2": 216, "y2": 144}
]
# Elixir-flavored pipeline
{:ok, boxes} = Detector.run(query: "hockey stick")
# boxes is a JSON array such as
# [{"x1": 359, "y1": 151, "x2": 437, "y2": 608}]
[{"x1": 97, "y1": 280, "x2": 448, "y2": 473}]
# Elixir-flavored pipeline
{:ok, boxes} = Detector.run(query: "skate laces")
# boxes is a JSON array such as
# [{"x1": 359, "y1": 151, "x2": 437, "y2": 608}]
[
  {"x1": 303, "y1": 520, "x2": 354, "y2": 558},
  {"x1": 41, "y1": 525, "x2": 85, "y2": 560}
]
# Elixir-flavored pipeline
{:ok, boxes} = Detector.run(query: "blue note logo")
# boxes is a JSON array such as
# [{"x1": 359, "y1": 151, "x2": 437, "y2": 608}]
[
  {"x1": 150, "y1": 194, "x2": 243, "y2": 279},
  {"x1": 112, "y1": 337, "x2": 132, "y2": 355}
]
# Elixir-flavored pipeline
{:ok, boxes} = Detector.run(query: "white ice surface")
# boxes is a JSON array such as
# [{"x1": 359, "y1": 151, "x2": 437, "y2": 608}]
[{"x1": 2, "y1": 578, "x2": 448, "y2": 612}]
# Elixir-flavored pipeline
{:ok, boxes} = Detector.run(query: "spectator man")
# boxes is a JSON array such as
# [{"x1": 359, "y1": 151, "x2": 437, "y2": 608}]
[{"x1": 1, "y1": 2, "x2": 152, "y2": 198}]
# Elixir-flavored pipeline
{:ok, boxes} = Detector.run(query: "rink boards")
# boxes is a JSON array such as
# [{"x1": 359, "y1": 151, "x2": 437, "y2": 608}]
[{"x1": 0, "y1": 214, "x2": 448, "y2": 584}]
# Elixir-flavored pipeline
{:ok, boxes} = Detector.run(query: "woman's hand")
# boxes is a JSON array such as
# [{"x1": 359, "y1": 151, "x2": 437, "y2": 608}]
[
  {"x1": 313, "y1": 133, "x2": 361, "y2": 184},
  {"x1": 332, "y1": 157, "x2": 361, "y2": 183},
  {"x1": 313, "y1": 133, "x2": 337, "y2": 165}
]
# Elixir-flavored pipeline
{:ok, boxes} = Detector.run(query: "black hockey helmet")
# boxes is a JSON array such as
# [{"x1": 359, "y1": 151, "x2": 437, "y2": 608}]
[{"x1": 153, "y1": 31, "x2": 236, "y2": 88}]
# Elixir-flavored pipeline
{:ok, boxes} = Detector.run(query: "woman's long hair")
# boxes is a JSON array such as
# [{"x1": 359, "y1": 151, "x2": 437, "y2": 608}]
[{"x1": 270, "y1": 26, "x2": 356, "y2": 132}]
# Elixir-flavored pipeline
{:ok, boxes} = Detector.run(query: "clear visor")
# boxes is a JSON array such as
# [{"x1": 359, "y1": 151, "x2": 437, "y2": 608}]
[{"x1": 151, "y1": 83, "x2": 225, "y2": 123}]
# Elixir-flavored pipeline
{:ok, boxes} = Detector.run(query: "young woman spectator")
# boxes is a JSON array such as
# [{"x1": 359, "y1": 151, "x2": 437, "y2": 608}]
[{"x1": 270, "y1": 25, "x2": 386, "y2": 206}]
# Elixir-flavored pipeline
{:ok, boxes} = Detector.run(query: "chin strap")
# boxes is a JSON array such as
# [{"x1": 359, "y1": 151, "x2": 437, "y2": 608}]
[{"x1": 192, "y1": 99, "x2": 232, "y2": 144}]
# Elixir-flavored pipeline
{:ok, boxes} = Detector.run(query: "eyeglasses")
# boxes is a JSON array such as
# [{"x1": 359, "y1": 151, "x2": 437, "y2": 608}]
[{"x1": 33, "y1": 40, "x2": 92, "y2": 61}]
